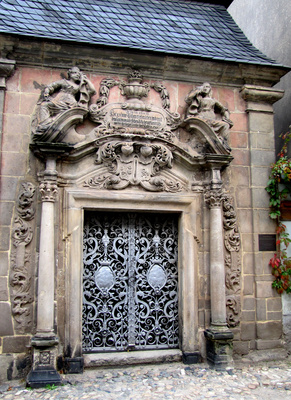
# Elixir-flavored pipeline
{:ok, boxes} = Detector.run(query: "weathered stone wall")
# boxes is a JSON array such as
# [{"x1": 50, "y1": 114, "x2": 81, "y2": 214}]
[
  {"x1": 231, "y1": 88, "x2": 283, "y2": 356},
  {"x1": 0, "y1": 52, "x2": 286, "y2": 380}
]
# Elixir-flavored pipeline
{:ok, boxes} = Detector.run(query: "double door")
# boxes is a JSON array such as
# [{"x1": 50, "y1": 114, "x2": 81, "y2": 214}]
[{"x1": 82, "y1": 211, "x2": 179, "y2": 352}]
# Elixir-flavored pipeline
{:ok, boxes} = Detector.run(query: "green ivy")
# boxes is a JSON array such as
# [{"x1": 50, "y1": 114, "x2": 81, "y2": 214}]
[{"x1": 266, "y1": 132, "x2": 291, "y2": 294}]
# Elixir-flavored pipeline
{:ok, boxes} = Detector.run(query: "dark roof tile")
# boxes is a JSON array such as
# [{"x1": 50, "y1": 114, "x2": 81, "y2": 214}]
[{"x1": 0, "y1": 0, "x2": 283, "y2": 66}]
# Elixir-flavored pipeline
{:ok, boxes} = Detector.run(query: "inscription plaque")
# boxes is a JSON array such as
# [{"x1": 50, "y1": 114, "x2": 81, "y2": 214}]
[
  {"x1": 109, "y1": 108, "x2": 165, "y2": 130},
  {"x1": 258, "y1": 234, "x2": 276, "y2": 251}
]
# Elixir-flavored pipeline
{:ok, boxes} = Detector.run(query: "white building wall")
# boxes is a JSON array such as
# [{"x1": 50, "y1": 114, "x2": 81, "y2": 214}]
[{"x1": 228, "y1": 0, "x2": 291, "y2": 154}]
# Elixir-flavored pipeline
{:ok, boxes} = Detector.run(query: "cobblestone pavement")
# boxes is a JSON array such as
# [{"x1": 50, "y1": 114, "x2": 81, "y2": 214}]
[{"x1": 1, "y1": 361, "x2": 291, "y2": 399}]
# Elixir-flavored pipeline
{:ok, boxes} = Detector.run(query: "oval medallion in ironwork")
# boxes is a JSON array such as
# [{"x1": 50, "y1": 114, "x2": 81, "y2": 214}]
[
  {"x1": 95, "y1": 266, "x2": 115, "y2": 294},
  {"x1": 147, "y1": 264, "x2": 167, "y2": 292}
]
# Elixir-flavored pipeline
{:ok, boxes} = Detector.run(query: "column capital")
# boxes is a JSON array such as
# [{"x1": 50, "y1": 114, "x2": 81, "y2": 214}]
[
  {"x1": 205, "y1": 189, "x2": 223, "y2": 208},
  {"x1": 0, "y1": 58, "x2": 16, "y2": 89},
  {"x1": 39, "y1": 181, "x2": 58, "y2": 202},
  {"x1": 240, "y1": 85, "x2": 284, "y2": 105}
]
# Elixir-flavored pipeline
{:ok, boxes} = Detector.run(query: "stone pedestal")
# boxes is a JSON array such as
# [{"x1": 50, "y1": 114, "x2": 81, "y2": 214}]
[
  {"x1": 204, "y1": 329, "x2": 234, "y2": 369},
  {"x1": 26, "y1": 337, "x2": 61, "y2": 388}
]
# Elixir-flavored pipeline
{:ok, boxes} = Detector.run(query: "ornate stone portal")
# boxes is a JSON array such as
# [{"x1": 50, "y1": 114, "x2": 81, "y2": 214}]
[{"x1": 29, "y1": 68, "x2": 237, "y2": 385}]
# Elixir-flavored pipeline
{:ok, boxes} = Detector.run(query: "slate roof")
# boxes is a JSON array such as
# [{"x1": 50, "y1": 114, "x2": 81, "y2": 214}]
[{"x1": 0, "y1": 0, "x2": 281, "y2": 66}]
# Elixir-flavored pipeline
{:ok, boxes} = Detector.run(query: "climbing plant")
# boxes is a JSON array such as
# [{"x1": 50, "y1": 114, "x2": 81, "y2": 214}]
[{"x1": 266, "y1": 132, "x2": 291, "y2": 294}]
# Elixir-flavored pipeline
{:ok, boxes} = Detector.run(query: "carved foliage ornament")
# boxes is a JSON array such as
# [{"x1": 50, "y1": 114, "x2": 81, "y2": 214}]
[
  {"x1": 222, "y1": 194, "x2": 241, "y2": 328},
  {"x1": 12, "y1": 182, "x2": 36, "y2": 247},
  {"x1": 16, "y1": 182, "x2": 36, "y2": 220},
  {"x1": 226, "y1": 296, "x2": 240, "y2": 328},
  {"x1": 11, "y1": 182, "x2": 36, "y2": 332},
  {"x1": 95, "y1": 70, "x2": 170, "y2": 111},
  {"x1": 12, "y1": 217, "x2": 33, "y2": 247},
  {"x1": 223, "y1": 195, "x2": 241, "y2": 252},
  {"x1": 84, "y1": 141, "x2": 184, "y2": 192},
  {"x1": 10, "y1": 251, "x2": 33, "y2": 332}
]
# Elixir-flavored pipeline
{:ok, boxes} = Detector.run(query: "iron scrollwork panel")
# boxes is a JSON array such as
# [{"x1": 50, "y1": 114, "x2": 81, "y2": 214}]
[
  {"x1": 82, "y1": 213, "x2": 129, "y2": 352},
  {"x1": 82, "y1": 212, "x2": 178, "y2": 352},
  {"x1": 134, "y1": 215, "x2": 179, "y2": 349}
]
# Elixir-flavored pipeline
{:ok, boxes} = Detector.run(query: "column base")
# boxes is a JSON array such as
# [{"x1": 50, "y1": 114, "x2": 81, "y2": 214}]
[
  {"x1": 26, "y1": 366, "x2": 62, "y2": 388},
  {"x1": 182, "y1": 352, "x2": 201, "y2": 364},
  {"x1": 204, "y1": 328, "x2": 234, "y2": 370},
  {"x1": 26, "y1": 335, "x2": 61, "y2": 388}
]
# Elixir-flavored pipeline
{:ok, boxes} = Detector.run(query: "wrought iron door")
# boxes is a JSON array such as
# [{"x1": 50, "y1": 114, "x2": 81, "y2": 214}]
[{"x1": 82, "y1": 212, "x2": 179, "y2": 352}]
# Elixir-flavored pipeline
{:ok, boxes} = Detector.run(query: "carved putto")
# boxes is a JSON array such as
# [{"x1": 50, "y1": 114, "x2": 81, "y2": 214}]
[
  {"x1": 32, "y1": 67, "x2": 96, "y2": 143},
  {"x1": 184, "y1": 83, "x2": 233, "y2": 151}
]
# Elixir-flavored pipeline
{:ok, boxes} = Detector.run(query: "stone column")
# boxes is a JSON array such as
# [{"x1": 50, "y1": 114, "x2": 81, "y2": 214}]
[
  {"x1": 36, "y1": 179, "x2": 58, "y2": 336},
  {"x1": 27, "y1": 157, "x2": 61, "y2": 388},
  {"x1": 240, "y1": 85, "x2": 284, "y2": 352},
  {"x1": 208, "y1": 189, "x2": 228, "y2": 328},
  {"x1": 204, "y1": 184, "x2": 234, "y2": 369}
]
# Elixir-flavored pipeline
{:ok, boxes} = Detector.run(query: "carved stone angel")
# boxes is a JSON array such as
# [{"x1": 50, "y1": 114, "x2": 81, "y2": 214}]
[
  {"x1": 32, "y1": 67, "x2": 96, "y2": 143},
  {"x1": 185, "y1": 83, "x2": 233, "y2": 150}
]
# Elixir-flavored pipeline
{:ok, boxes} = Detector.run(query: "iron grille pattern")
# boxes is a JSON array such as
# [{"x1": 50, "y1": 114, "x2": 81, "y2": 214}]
[{"x1": 82, "y1": 212, "x2": 179, "y2": 352}]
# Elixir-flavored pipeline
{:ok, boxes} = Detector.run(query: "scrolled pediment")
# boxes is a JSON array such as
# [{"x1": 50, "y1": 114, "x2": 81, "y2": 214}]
[
  {"x1": 180, "y1": 116, "x2": 231, "y2": 156},
  {"x1": 30, "y1": 69, "x2": 234, "y2": 193}
]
